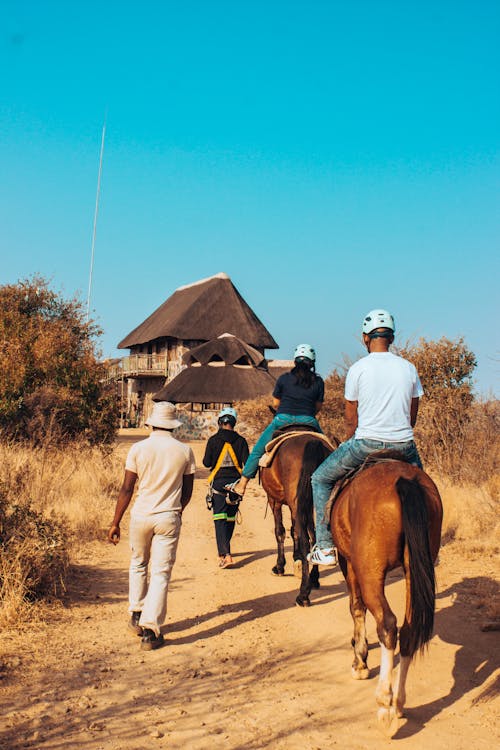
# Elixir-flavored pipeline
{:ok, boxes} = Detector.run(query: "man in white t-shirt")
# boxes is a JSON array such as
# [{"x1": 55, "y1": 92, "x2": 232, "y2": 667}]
[
  {"x1": 108, "y1": 402, "x2": 196, "y2": 650},
  {"x1": 308, "y1": 309, "x2": 424, "y2": 566}
]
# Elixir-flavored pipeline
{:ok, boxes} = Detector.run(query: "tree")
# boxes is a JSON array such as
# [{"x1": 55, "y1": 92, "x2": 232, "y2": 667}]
[
  {"x1": 396, "y1": 337, "x2": 478, "y2": 480},
  {"x1": 0, "y1": 277, "x2": 117, "y2": 445}
]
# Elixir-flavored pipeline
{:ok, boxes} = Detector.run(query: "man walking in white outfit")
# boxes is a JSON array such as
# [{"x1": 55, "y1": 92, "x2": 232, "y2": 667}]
[
  {"x1": 308, "y1": 309, "x2": 424, "y2": 566},
  {"x1": 108, "y1": 402, "x2": 196, "y2": 650}
]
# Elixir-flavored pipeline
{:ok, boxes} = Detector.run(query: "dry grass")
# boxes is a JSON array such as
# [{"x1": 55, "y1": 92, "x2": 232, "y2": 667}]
[
  {"x1": 438, "y1": 480, "x2": 499, "y2": 551},
  {"x1": 0, "y1": 441, "x2": 122, "y2": 540},
  {"x1": 0, "y1": 441, "x2": 122, "y2": 627}
]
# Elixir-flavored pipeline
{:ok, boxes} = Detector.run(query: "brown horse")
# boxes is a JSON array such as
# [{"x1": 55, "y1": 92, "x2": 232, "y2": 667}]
[
  {"x1": 260, "y1": 429, "x2": 334, "y2": 607},
  {"x1": 330, "y1": 459, "x2": 443, "y2": 733}
]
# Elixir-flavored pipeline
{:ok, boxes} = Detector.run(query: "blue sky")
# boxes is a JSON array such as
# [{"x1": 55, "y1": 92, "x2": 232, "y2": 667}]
[{"x1": 1, "y1": 1, "x2": 499, "y2": 394}]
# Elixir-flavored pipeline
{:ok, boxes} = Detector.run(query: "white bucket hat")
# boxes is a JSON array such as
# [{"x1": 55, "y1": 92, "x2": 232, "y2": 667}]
[{"x1": 145, "y1": 402, "x2": 182, "y2": 429}]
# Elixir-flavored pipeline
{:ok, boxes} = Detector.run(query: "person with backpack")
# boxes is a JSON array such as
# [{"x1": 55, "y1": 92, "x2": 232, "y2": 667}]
[{"x1": 203, "y1": 408, "x2": 249, "y2": 568}]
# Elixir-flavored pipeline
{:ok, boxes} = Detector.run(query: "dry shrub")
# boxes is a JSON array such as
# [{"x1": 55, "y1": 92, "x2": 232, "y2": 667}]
[
  {"x1": 0, "y1": 440, "x2": 123, "y2": 625},
  {"x1": 0, "y1": 490, "x2": 69, "y2": 624},
  {"x1": 320, "y1": 369, "x2": 348, "y2": 443},
  {"x1": 438, "y1": 480, "x2": 499, "y2": 552},
  {"x1": 415, "y1": 398, "x2": 499, "y2": 485},
  {"x1": 0, "y1": 277, "x2": 118, "y2": 446},
  {"x1": 235, "y1": 395, "x2": 275, "y2": 443}
]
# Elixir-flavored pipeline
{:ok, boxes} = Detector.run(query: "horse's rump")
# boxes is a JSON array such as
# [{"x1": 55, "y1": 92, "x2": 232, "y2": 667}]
[
  {"x1": 332, "y1": 461, "x2": 441, "y2": 561},
  {"x1": 325, "y1": 450, "x2": 417, "y2": 519}
]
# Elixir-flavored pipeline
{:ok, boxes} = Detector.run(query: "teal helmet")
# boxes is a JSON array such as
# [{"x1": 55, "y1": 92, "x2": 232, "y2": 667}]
[
  {"x1": 218, "y1": 407, "x2": 237, "y2": 426},
  {"x1": 294, "y1": 343, "x2": 316, "y2": 363}
]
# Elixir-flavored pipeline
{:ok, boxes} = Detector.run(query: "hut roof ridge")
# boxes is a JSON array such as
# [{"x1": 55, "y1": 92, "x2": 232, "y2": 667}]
[{"x1": 118, "y1": 273, "x2": 278, "y2": 350}]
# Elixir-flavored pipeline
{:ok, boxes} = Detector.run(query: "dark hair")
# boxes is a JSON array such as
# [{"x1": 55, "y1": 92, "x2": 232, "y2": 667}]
[{"x1": 291, "y1": 358, "x2": 315, "y2": 388}]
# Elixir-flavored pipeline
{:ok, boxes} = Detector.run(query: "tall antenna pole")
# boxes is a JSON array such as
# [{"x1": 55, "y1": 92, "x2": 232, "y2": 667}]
[{"x1": 86, "y1": 116, "x2": 106, "y2": 322}]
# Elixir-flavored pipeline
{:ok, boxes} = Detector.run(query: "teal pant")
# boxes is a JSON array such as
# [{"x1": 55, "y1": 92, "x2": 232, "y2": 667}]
[{"x1": 242, "y1": 413, "x2": 321, "y2": 479}]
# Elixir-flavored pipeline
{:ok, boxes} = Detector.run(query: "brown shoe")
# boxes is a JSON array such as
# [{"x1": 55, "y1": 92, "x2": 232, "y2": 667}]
[{"x1": 140, "y1": 628, "x2": 164, "y2": 651}]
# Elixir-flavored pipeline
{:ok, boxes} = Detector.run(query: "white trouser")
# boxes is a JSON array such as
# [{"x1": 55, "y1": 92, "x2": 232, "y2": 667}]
[{"x1": 128, "y1": 510, "x2": 182, "y2": 636}]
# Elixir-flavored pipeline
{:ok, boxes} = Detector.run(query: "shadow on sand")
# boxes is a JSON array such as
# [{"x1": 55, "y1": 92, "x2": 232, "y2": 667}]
[{"x1": 394, "y1": 575, "x2": 500, "y2": 739}]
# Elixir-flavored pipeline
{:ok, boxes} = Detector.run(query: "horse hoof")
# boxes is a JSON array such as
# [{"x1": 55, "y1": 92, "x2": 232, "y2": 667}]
[
  {"x1": 377, "y1": 706, "x2": 399, "y2": 738},
  {"x1": 351, "y1": 666, "x2": 369, "y2": 680},
  {"x1": 271, "y1": 566, "x2": 285, "y2": 576},
  {"x1": 293, "y1": 559, "x2": 302, "y2": 578},
  {"x1": 295, "y1": 596, "x2": 311, "y2": 607}
]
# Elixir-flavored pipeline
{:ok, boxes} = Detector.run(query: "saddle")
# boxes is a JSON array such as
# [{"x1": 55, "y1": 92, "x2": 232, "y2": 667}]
[
  {"x1": 324, "y1": 449, "x2": 413, "y2": 521},
  {"x1": 258, "y1": 426, "x2": 336, "y2": 468}
]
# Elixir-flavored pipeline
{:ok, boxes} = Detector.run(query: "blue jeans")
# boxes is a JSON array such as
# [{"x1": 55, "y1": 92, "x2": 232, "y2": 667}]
[
  {"x1": 242, "y1": 413, "x2": 322, "y2": 479},
  {"x1": 311, "y1": 437, "x2": 423, "y2": 547}
]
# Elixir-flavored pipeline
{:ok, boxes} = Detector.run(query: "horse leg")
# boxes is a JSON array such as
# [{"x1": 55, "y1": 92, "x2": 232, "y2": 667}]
[
  {"x1": 362, "y1": 575, "x2": 399, "y2": 735},
  {"x1": 393, "y1": 653, "x2": 411, "y2": 719},
  {"x1": 271, "y1": 503, "x2": 286, "y2": 576},
  {"x1": 290, "y1": 519, "x2": 319, "y2": 587},
  {"x1": 290, "y1": 519, "x2": 302, "y2": 578},
  {"x1": 342, "y1": 558, "x2": 369, "y2": 679},
  {"x1": 309, "y1": 563, "x2": 320, "y2": 589},
  {"x1": 393, "y1": 566, "x2": 415, "y2": 718},
  {"x1": 307, "y1": 520, "x2": 320, "y2": 589},
  {"x1": 295, "y1": 523, "x2": 313, "y2": 608}
]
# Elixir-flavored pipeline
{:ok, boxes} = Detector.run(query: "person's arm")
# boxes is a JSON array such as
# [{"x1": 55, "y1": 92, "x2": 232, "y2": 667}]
[
  {"x1": 315, "y1": 402, "x2": 323, "y2": 414},
  {"x1": 108, "y1": 469, "x2": 137, "y2": 545},
  {"x1": 181, "y1": 474, "x2": 194, "y2": 511},
  {"x1": 410, "y1": 397, "x2": 420, "y2": 427},
  {"x1": 344, "y1": 400, "x2": 358, "y2": 439},
  {"x1": 202, "y1": 437, "x2": 213, "y2": 468},
  {"x1": 271, "y1": 374, "x2": 285, "y2": 412}
]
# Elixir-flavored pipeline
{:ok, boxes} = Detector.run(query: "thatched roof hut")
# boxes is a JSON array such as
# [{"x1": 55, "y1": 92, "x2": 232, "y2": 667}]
[
  {"x1": 118, "y1": 273, "x2": 278, "y2": 351},
  {"x1": 153, "y1": 334, "x2": 275, "y2": 404}
]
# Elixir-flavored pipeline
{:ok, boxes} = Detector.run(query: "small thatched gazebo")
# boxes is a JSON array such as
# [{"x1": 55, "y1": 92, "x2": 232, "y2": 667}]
[{"x1": 153, "y1": 334, "x2": 275, "y2": 406}]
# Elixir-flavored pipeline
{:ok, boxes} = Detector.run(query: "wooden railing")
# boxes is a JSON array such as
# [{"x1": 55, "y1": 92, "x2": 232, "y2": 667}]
[{"x1": 104, "y1": 354, "x2": 169, "y2": 381}]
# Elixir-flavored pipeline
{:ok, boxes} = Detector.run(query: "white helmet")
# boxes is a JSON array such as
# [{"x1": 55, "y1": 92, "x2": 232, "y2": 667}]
[
  {"x1": 294, "y1": 343, "x2": 316, "y2": 362},
  {"x1": 362, "y1": 309, "x2": 395, "y2": 335},
  {"x1": 218, "y1": 407, "x2": 237, "y2": 424}
]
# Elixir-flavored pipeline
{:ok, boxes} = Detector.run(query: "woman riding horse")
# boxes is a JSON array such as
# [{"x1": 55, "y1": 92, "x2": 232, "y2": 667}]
[{"x1": 229, "y1": 344, "x2": 325, "y2": 497}]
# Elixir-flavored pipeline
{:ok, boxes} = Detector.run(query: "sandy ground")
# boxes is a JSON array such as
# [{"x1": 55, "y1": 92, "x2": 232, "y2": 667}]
[{"x1": 1, "y1": 439, "x2": 499, "y2": 750}]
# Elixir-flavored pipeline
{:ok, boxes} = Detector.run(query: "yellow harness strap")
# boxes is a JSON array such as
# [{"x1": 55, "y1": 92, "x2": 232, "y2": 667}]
[{"x1": 208, "y1": 442, "x2": 243, "y2": 485}]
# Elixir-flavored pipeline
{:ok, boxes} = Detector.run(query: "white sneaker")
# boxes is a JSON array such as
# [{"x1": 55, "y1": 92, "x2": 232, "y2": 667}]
[{"x1": 307, "y1": 544, "x2": 337, "y2": 566}]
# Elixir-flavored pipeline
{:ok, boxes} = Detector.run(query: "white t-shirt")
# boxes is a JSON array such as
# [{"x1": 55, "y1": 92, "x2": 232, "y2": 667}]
[
  {"x1": 125, "y1": 431, "x2": 196, "y2": 515},
  {"x1": 345, "y1": 352, "x2": 424, "y2": 442}
]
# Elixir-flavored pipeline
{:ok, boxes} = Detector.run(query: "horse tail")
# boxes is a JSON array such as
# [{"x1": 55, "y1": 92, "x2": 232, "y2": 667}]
[
  {"x1": 296, "y1": 440, "x2": 331, "y2": 537},
  {"x1": 396, "y1": 476, "x2": 436, "y2": 657}
]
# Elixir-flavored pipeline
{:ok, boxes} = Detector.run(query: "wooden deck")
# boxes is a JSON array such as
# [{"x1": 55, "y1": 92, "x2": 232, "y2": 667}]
[{"x1": 104, "y1": 354, "x2": 169, "y2": 381}]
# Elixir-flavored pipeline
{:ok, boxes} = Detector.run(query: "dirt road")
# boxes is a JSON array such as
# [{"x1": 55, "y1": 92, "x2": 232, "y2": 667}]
[{"x1": 1, "y1": 441, "x2": 498, "y2": 749}]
